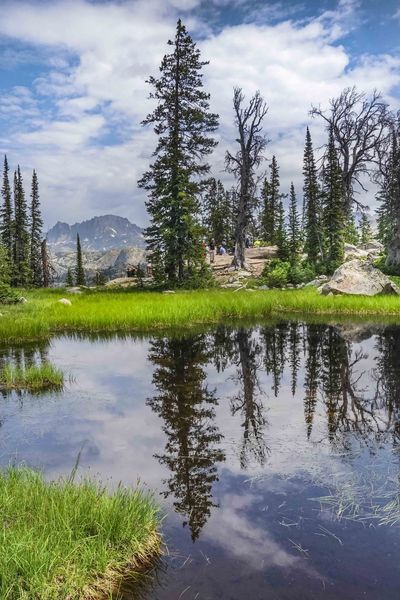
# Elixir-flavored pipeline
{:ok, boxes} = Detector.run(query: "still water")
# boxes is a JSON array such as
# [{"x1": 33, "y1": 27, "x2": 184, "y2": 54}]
[{"x1": 1, "y1": 321, "x2": 400, "y2": 599}]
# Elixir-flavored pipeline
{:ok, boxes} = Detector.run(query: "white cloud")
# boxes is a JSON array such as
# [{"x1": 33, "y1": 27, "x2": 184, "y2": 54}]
[{"x1": 0, "y1": 0, "x2": 398, "y2": 228}]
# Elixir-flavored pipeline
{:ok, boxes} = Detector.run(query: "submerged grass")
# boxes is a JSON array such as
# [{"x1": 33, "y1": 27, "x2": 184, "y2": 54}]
[
  {"x1": 1, "y1": 286, "x2": 400, "y2": 342},
  {"x1": 0, "y1": 467, "x2": 161, "y2": 599},
  {"x1": 0, "y1": 362, "x2": 64, "y2": 391}
]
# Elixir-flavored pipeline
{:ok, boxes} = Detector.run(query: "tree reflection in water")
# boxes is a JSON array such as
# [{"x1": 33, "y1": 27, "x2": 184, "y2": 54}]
[
  {"x1": 147, "y1": 322, "x2": 400, "y2": 538},
  {"x1": 147, "y1": 334, "x2": 225, "y2": 541}
]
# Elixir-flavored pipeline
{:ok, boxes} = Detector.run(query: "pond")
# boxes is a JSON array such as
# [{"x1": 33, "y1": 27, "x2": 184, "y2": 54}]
[{"x1": 1, "y1": 320, "x2": 400, "y2": 599}]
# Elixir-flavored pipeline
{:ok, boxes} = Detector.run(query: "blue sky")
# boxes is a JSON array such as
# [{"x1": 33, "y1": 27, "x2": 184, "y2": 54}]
[{"x1": 0, "y1": 0, "x2": 399, "y2": 228}]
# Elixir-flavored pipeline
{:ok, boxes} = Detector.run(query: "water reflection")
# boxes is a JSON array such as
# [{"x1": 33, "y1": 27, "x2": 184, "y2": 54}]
[
  {"x1": 0, "y1": 322, "x2": 400, "y2": 598},
  {"x1": 146, "y1": 322, "x2": 400, "y2": 539},
  {"x1": 147, "y1": 335, "x2": 225, "y2": 541}
]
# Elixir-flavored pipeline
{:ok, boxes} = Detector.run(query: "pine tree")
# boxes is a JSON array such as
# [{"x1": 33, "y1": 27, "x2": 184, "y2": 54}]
[
  {"x1": 13, "y1": 166, "x2": 31, "y2": 286},
  {"x1": 343, "y1": 214, "x2": 359, "y2": 245},
  {"x1": 75, "y1": 233, "x2": 85, "y2": 286},
  {"x1": 30, "y1": 170, "x2": 43, "y2": 286},
  {"x1": 288, "y1": 182, "x2": 302, "y2": 264},
  {"x1": 202, "y1": 178, "x2": 232, "y2": 245},
  {"x1": 321, "y1": 128, "x2": 345, "y2": 273},
  {"x1": 139, "y1": 20, "x2": 219, "y2": 286},
  {"x1": 359, "y1": 211, "x2": 373, "y2": 245},
  {"x1": 260, "y1": 156, "x2": 283, "y2": 244},
  {"x1": 303, "y1": 128, "x2": 323, "y2": 267},
  {"x1": 275, "y1": 200, "x2": 289, "y2": 260},
  {"x1": 0, "y1": 155, "x2": 13, "y2": 265},
  {"x1": 66, "y1": 267, "x2": 74, "y2": 287},
  {"x1": 376, "y1": 127, "x2": 400, "y2": 268}
]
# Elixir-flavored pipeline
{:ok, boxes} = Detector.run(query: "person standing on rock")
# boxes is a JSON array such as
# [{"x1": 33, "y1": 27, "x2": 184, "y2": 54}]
[{"x1": 209, "y1": 238, "x2": 215, "y2": 264}]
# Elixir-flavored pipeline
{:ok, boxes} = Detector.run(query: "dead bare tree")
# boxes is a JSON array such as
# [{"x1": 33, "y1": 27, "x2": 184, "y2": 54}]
[
  {"x1": 226, "y1": 87, "x2": 268, "y2": 269},
  {"x1": 310, "y1": 86, "x2": 390, "y2": 212}
]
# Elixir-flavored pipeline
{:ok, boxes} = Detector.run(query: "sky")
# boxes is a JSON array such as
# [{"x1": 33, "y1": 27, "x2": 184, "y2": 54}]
[{"x1": 0, "y1": 0, "x2": 399, "y2": 230}]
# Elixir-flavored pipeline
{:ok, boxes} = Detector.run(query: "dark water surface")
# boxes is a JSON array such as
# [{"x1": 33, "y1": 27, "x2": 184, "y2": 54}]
[{"x1": 1, "y1": 321, "x2": 400, "y2": 599}]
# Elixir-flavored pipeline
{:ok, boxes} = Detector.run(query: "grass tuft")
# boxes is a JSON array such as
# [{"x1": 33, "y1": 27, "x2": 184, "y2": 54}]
[
  {"x1": 0, "y1": 362, "x2": 64, "y2": 392},
  {"x1": 0, "y1": 467, "x2": 161, "y2": 599}
]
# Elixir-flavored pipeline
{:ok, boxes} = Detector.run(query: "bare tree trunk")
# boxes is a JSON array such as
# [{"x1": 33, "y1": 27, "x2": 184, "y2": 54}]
[{"x1": 226, "y1": 88, "x2": 268, "y2": 270}]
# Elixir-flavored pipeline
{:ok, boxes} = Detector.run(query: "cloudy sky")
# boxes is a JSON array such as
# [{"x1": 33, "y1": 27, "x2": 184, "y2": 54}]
[{"x1": 0, "y1": 0, "x2": 399, "y2": 230}]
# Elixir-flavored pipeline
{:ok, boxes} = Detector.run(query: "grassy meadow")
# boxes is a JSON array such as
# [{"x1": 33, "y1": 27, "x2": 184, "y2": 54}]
[
  {"x1": 0, "y1": 286, "x2": 400, "y2": 342},
  {"x1": 1, "y1": 286, "x2": 400, "y2": 342},
  {"x1": 0, "y1": 467, "x2": 160, "y2": 600}
]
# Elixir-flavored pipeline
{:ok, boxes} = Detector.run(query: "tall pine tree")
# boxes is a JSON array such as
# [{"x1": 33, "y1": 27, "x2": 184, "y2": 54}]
[
  {"x1": 275, "y1": 200, "x2": 289, "y2": 260},
  {"x1": 0, "y1": 155, "x2": 13, "y2": 265},
  {"x1": 260, "y1": 156, "x2": 283, "y2": 244},
  {"x1": 202, "y1": 178, "x2": 232, "y2": 245},
  {"x1": 359, "y1": 211, "x2": 373, "y2": 245},
  {"x1": 30, "y1": 170, "x2": 43, "y2": 286},
  {"x1": 75, "y1": 233, "x2": 85, "y2": 286},
  {"x1": 139, "y1": 20, "x2": 219, "y2": 286},
  {"x1": 303, "y1": 127, "x2": 323, "y2": 267},
  {"x1": 13, "y1": 166, "x2": 31, "y2": 286},
  {"x1": 322, "y1": 128, "x2": 345, "y2": 273},
  {"x1": 288, "y1": 182, "x2": 302, "y2": 264}
]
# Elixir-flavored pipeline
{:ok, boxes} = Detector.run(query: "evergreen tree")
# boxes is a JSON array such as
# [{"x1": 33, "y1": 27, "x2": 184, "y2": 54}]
[
  {"x1": 288, "y1": 182, "x2": 302, "y2": 264},
  {"x1": 260, "y1": 156, "x2": 283, "y2": 244},
  {"x1": 275, "y1": 200, "x2": 289, "y2": 260},
  {"x1": 0, "y1": 155, "x2": 13, "y2": 264},
  {"x1": 359, "y1": 211, "x2": 373, "y2": 245},
  {"x1": 75, "y1": 233, "x2": 85, "y2": 286},
  {"x1": 322, "y1": 128, "x2": 345, "y2": 273},
  {"x1": 66, "y1": 267, "x2": 74, "y2": 287},
  {"x1": 30, "y1": 170, "x2": 43, "y2": 286},
  {"x1": 202, "y1": 178, "x2": 232, "y2": 245},
  {"x1": 343, "y1": 214, "x2": 359, "y2": 245},
  {"x1": 139, "y1": 20, "x2": 219, "y2": 286},
  {"x1": 12, "y1": 166, "x2": 31, "y2": 286},
  {"x1": 376, "y1": 128, "x2": 400, "y2": 268},
  {"x1": 303, "y1": 128, "x2": 323, "y2": 267}
]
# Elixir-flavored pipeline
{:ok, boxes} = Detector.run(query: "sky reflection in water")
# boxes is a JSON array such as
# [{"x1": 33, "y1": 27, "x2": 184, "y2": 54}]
[{"x1": 0, "y1": 321, "x2": 399, "y2": 599}]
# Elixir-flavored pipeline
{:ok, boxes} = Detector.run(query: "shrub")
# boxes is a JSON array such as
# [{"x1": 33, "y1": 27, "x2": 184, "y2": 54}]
[
  {"x1": 261, "y1": 259, "x2": 315, "y2": 288},
  {"x1": 261, "y1": 259, "x2": 291, "y2": 288},
  {"x1": 0, "y1": 283, "x2": 20, "y2": 305},
  {"x1": 288, "y1": 262, "x2": 315, "y2": 285},
  {"x1": 374, "y1": 254, "x2": 400, "y2": 276}
]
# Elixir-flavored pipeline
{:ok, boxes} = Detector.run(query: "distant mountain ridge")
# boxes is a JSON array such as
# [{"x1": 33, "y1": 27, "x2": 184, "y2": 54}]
[{"x1": 47, "y1": 214, "x2": 145, "y2": 252}]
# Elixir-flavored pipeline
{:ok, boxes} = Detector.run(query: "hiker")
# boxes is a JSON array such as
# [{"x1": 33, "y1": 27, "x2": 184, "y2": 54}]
[{"x1": 209, "y1": 238, "x2": 216, "y2": 263}]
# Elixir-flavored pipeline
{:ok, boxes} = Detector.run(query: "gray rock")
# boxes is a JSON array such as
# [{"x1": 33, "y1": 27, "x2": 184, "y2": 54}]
[
  {"x1": 319, "y1": 259, "x2": 400, "y2": 296},
  {"x1": 305, "y1": 275, "x2": 328, "y2": 287},
  {"x1": 163, "y1": 290, "x2": 176, "y2": 294},
  {"x1": 66, "y1": 287, "x2": 82, "y2": 294},
  {"x1": 222, "y1": 282, "x2": 242, "y2": 289},
  {"x1": 57, "y1": 298, "x2": 72, "y2": 306},
  {"x1": 19, "y1": 297, "x2": 27, "y2": 304},
  {"x1": 360, "y1": 240, "x2": 384, "y2": 252}
]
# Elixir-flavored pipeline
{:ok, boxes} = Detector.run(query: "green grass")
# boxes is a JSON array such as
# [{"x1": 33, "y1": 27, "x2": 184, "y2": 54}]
[
  {"x1": 0, "y1": 466, "x2": 161, "y2": 599},
  {"x1": 1, "y1": 286, "x2": 400, "y2": 342},
  {"x1": 0, "y1": 362, "x2": 64, "y2": 392}
]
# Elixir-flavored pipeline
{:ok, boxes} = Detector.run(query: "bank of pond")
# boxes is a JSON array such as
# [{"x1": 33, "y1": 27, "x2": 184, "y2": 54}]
[
  {"x1": 0, "y1": 467, "x2": 160, "y2": 599},
  {"x1": 2, "y1": 287, "x2": 400, "y2": 343}
]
